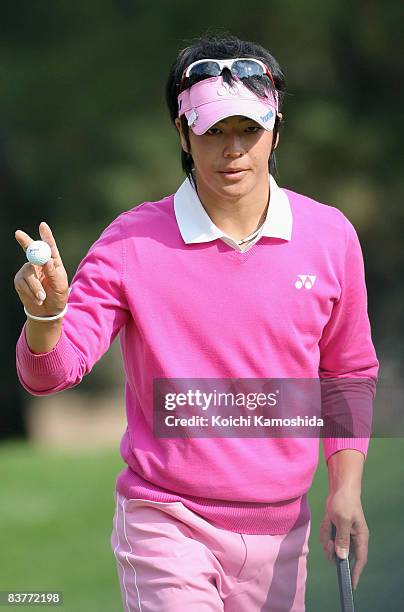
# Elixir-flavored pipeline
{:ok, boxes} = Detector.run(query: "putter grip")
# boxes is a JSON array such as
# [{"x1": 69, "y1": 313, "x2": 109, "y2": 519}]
[{"x1": 331, "y1": 523, "x2": 355, "y2": 612}]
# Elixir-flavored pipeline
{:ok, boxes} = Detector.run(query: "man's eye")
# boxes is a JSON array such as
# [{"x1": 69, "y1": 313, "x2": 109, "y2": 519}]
[
  {"x1": 246, "y1": 126, "x2": 261, "y2": 133},
  {"x1": 207, "y1": 128, "x2": 221, "y2": 135}
]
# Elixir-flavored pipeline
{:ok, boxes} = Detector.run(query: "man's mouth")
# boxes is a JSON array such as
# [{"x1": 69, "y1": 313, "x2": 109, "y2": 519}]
[{"x1": 219, "y1": 169, "x2": 249, "y2": 179}]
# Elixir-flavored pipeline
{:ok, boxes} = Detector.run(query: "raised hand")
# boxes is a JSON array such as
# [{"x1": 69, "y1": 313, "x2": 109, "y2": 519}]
[{"x1": 14, "y1": 221, "x2": 69, "y2": 318}]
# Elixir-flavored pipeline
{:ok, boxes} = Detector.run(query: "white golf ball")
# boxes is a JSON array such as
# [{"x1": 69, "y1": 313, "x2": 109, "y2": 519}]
[{"x1": 26, "y1": 240, "x2": 52, "y2": 265}]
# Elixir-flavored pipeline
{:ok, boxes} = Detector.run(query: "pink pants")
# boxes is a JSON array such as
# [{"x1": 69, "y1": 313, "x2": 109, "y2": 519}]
[{"x1": 110, "y1": 491, "x2": 310, "y2": 611}]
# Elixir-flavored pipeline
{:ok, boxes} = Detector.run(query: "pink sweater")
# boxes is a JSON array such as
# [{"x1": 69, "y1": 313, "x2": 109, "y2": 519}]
[{"x1": 16, "y1": 183, "x2": 379, "y2": 535}]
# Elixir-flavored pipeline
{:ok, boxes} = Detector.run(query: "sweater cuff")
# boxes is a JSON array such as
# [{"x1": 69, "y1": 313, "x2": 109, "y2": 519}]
[
  {"x1": 323, "y1": 437, "x2": 370, "y2": 464},
  {"x1": 16, "y1": 321, "x2": 78, "y2": 391}
]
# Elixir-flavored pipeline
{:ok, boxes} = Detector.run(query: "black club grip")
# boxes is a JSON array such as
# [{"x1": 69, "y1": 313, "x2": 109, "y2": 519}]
[{"x1": 331, "y1": 523, "x2": 355, "y2": 612}]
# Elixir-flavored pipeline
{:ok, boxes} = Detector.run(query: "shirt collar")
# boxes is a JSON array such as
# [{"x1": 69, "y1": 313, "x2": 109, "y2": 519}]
[{"x1": 173, "y1": 173, "x2": 293, "y2": 245}]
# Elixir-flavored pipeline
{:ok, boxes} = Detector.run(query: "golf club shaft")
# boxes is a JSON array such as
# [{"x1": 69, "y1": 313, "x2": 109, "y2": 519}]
[{"x1": 331, "y1": 523, "x2": 355, "y2": 612}]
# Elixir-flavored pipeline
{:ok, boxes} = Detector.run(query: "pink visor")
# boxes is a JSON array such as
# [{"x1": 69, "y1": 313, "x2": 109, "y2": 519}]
[{"x1": 177, "y1": 75, "x2": 279, "y2": 135}]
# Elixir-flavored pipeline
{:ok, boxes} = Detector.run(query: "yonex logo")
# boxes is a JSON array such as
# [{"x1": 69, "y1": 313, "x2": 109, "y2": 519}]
[
  {"x1": 260, "y1": 110, "x2": 274, "y2": 123},
  {"x1": 295, "y1": 275, "x2": 317, "y2": 290}
]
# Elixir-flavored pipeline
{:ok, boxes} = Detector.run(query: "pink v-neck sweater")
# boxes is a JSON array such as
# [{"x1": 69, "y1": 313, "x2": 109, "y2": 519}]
[{"x1": 16, "y1": 188, "x2": 379, "y2": 535}]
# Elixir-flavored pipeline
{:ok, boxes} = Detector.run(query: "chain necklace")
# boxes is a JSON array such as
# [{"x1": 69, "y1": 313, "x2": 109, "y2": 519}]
[{"x1": 235, "y1": 199, "x2": 269, "y2": 245}]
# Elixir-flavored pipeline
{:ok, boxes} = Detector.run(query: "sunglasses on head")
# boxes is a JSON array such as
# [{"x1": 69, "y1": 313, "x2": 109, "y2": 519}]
[{"x1": 179, "y1": 57, "x2": 276, "y2": 91}]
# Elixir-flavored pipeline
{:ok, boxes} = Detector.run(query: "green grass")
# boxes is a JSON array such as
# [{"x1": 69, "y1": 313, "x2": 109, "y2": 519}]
[
  {"x1": 0, "y1": 443, "x2": 123, "y2": 612},
  {"x1": 1, "y1": 439, "x2": 403, "y2": 611},
  {"x1": 306, "y1": 439, "x2": 404, "y2": 610}
]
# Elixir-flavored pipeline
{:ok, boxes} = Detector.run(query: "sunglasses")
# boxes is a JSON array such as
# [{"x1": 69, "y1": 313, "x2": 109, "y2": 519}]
[{"x1": 179, "y1": 57, "x2": 276, "y2": 91}]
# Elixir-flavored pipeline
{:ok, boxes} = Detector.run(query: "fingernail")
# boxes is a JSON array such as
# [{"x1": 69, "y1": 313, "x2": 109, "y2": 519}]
[
  {"x1": 37, "y1": 291, "x2": 46, "y2": 301},
  {"x1": 336, "y1": 546, "x2": 349, "y2": 559}
]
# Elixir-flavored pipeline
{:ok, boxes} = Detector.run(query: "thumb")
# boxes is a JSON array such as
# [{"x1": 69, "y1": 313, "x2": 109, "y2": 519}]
[{"x1": 333, "y1": 522, "x2": 351, "y2": 559}]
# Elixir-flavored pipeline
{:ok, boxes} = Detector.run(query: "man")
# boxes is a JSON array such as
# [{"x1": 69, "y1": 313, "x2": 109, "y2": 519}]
[{"x1": 15, "y1": 33, "x2": 379, "y2": 610}]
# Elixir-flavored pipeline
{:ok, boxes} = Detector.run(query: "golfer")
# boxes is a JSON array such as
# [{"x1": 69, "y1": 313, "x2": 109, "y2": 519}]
[{"x1": 15, "y1": 33, "x2": 379, "y2": 611}]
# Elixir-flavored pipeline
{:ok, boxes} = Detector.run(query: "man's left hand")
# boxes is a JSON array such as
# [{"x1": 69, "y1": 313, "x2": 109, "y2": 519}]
[{"x1": 319, "y1": 488, "x2": 369, "y2": 591}]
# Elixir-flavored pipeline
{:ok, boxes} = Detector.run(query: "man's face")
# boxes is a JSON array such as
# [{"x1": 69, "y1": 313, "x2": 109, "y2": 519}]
[{"x1": 175, "y1": 114, "x2": 282, "y2": 202}]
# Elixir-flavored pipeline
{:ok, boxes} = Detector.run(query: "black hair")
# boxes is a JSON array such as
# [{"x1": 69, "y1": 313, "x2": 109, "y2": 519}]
[{"x1": 165, "y1": 30, "x2": 287, "y2": 190}]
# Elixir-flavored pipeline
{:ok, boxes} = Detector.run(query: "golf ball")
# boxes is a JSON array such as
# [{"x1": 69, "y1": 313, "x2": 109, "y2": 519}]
[{"x1": 26, "y1": 240, "x2": 52, "y2": 265}]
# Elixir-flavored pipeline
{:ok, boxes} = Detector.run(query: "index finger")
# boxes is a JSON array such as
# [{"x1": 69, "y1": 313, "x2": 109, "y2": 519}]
[
  {"x1": 350, "y1": 533, "x2": 369, "y2": 590},
  {"x1": 38, "y1": 221, "x2": 62, "y2": 266},
  {"x1": 14, "y1": 229, "x2": 34, "y2": 252}
]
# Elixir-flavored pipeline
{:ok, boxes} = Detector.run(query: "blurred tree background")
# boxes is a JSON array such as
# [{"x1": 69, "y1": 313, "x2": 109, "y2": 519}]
[
  {"x1": 2, "y1": 0, "x2": 403, "y2": 438},
  {"x1": 1, "y1": 1, "x2": 403, "y2": 609}
]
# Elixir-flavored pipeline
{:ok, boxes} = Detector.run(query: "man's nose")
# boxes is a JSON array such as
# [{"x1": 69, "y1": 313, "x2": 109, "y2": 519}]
[{"x1": 223, "y1": 133, "x2": 246, "y2": 157}]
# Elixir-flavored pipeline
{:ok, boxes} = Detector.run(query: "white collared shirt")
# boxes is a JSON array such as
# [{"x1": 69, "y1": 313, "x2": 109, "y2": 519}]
[{"x1": 173, "y1": 173, "x2": 293, "y2": 252}]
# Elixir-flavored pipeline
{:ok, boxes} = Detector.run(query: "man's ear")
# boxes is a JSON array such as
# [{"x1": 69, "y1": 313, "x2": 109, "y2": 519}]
[
  {"x1": 273, "y1": 113, "x2": 283, "y2": 150},
  {"x1": 175, "y1": 118, "x2": 190, "y2": 154}
]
